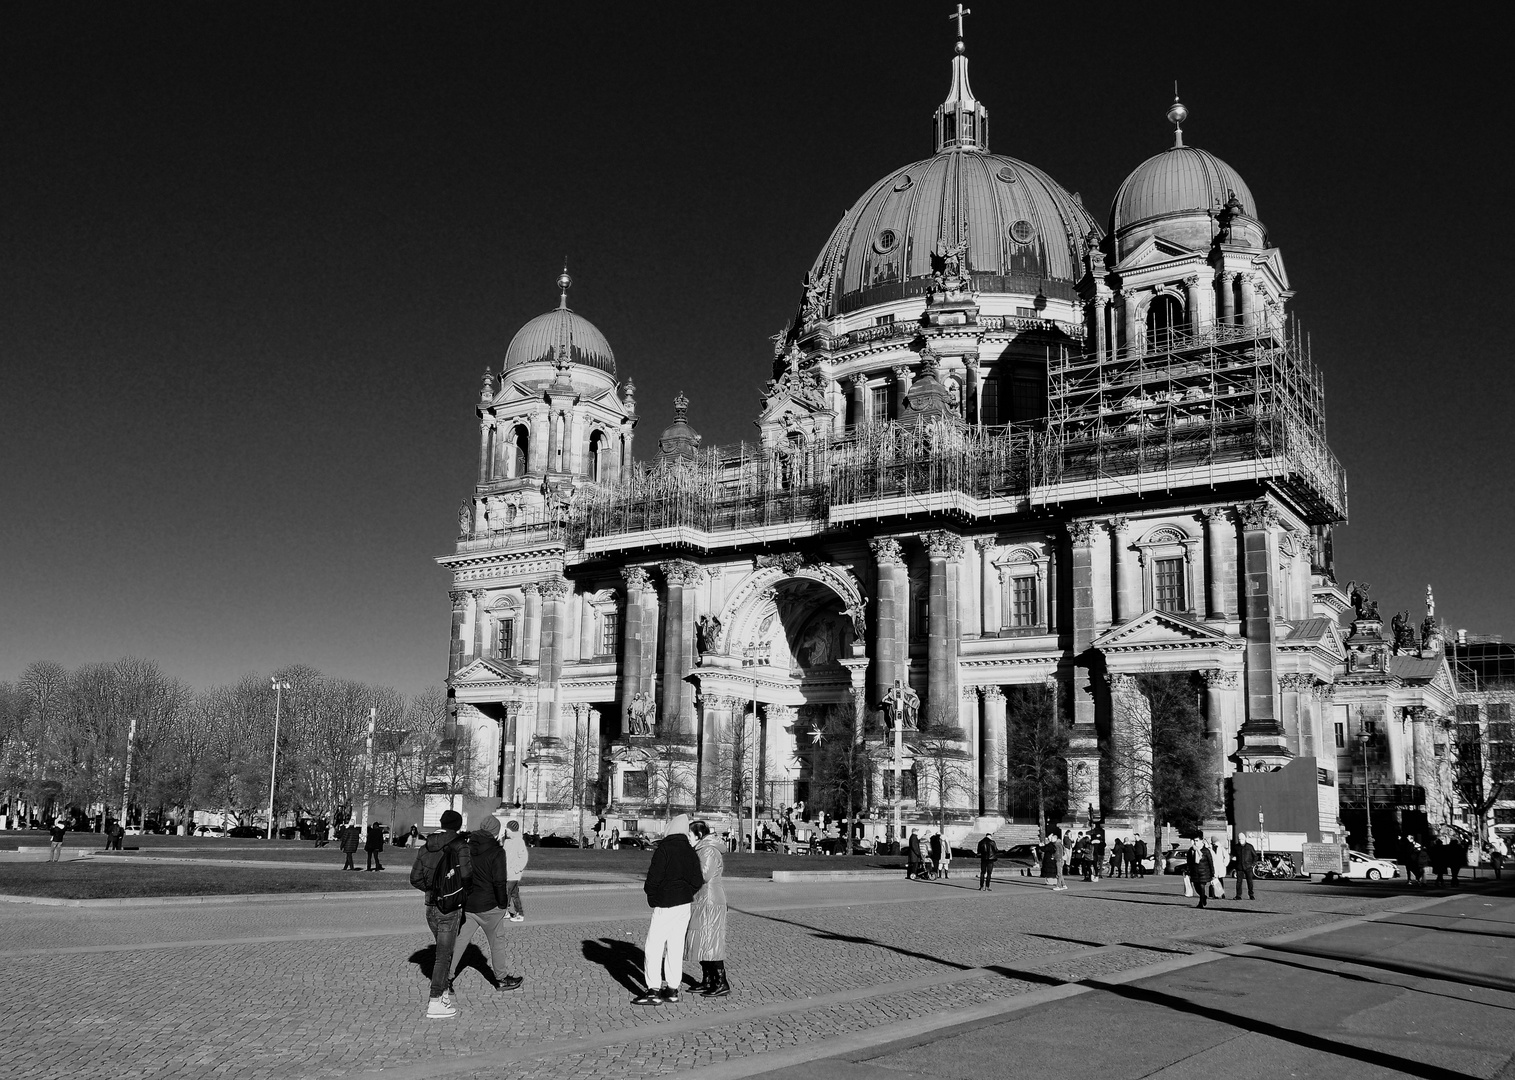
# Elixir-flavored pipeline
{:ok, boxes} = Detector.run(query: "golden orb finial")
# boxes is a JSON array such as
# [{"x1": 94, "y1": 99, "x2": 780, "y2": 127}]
[
  {"x1": 557, "y1": 263, "x2": 572, "y2": 308},
  {"x1": 1166, "y1": 87, "x2": 1188, "y2": 148}
]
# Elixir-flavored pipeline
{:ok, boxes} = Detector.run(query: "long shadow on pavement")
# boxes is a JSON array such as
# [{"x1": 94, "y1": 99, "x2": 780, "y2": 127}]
[
  {"x1": 1238, "y1": 949, "x2": 1515, "y2": 1012},
  {"x1": 1255, "y1": 941, "x2": 1515, "y2": 994},
  {"x1": 731, "y1": 907, "x2": 975, "y2": 972},
  {"x1": 583, "y1": 937, "x2": 648, "y2": 993},
  {"x1": 1087, "y1": 977, "x2": 1478, "y2": 1080}
]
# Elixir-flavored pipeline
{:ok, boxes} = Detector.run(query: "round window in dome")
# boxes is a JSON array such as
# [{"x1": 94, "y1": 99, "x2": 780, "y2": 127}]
[
  {"x1": 893, "y1": 175, "x2": 913, "y2": 192},
  {"x1": 1009, "y1": 220, "x2": 1036, "y2": 245},
  {"x1": 874, "y1": 229, "x2": 899, "y2": 254},
  {"x1": 995, "y1": 166, "x2": 1018, "y2": 183}
]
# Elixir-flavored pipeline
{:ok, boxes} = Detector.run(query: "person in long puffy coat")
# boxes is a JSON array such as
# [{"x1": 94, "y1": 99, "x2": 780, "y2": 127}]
[
  {"x1": 687, "y1": 820, "x2": 730, "y2": 997},
  {"x1": 1186, "y1": 836, "x2": 1216, "y2": 908}
]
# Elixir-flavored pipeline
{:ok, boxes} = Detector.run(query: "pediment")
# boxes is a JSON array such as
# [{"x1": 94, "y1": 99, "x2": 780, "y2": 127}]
[
  {"x1": 758, "y1": 393, "x2": 830, "y2": 427},
  {"x1": 1115, "y1": 235, "x2": 1202, "y2": 271},
  {"x1": 451, "y1": 657, "x2": 536, "y2": 686},
  {"x1": 1280, "y1": 617, "x2": 1347, "y2": 660},
  {"x1": 1091, "y1": 609, "x2": 1236, "y2": 651}
]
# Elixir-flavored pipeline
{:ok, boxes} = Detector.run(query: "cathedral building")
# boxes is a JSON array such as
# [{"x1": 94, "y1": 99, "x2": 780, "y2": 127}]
[{"x1": 438, "y1": 30, "x2": 1441, "y2": 850}]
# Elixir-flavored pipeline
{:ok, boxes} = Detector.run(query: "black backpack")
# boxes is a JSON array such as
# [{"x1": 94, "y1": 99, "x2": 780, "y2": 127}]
[{"x1": 410, "y1": 838, "x2": 467, "y2": 913}]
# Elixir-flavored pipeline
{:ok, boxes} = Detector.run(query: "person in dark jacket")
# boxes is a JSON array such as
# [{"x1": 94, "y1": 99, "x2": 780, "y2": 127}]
[
  {"x1": 928, "y1": 832, "x2": 943, "y2": 879},
  {"x1": 450, "y1": 814, "x2": 523, "y2": 992},
  {"x1": 1429, "y1": 837, "x2": 1447, "y2": 885},
  {"x1": 340, "y1": 822, "x2": 361, "y2": 870},
  {"x1": 631, "y1": 814, "x2": 705, "y2": 1006},
  {"x1": 1109, "y1": 837, "x2": 1125, "y2": 878},
  {"x1": 906, "y1": 830, "x2": 924, "y2": 880},
  {"x1": 976, "y1": 834, "x2": 997, "y2": 890},
  {"x1": 364, "y1": 821, "x2": 386, "y2": 871},
  {"x1": 1232, "y1": 832, "x2": 1258, "y2": 899},
  {"x1": 1186, "y1": 836, "x2": 1215, "y2": 908},
  {"x1": 413, "y1": 809, "x2": 473, "y2": 1019}
]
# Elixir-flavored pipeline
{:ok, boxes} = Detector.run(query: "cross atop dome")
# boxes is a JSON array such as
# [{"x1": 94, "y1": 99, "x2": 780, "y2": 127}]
[{"x1": 934, "y1": 8, "x2": 987, "y2": 154}]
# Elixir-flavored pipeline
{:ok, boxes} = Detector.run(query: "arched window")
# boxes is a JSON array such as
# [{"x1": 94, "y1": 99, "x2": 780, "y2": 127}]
[
  {"x1": 588, "y1": 430, "x2": 607, "y2": 482},
  {"x1": 507, "y1": 425, "x2": 528, "y2": 478},
  {"x1": 1146, "y1": 294, "x2": 1184, "y2": 349}
]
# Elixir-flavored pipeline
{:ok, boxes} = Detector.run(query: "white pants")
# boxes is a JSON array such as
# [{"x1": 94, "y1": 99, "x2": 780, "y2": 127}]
[{"x1": 644, "y1": 903, "x2": 692, "y2": 990}]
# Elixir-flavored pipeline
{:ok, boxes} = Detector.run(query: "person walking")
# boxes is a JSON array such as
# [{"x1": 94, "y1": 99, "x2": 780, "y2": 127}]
[
  {"x1": 594, "y1": 814, "x2": 606, "y2": 850},
  {"x1": 1133, "y1": 836, "x2": 1149, "y2": 878},
  {"x1": 1077, "y1": 834, "x2": 1094, "y2": 882},
  {"x1": 1109, "y1": 837, "x2": 1125, "y2": 878},
  {"x1": 1449, "y1": 837, "x2": 1467, "y2": 885},
  {"x1": 1091, "y1": 830, "x2": 1105, "y2": 882},
  {"x1": 976, "y1": 833, "x2": 997, "y2": 891},
  {"x1": 631, "y1": 814, "x2": 704, "y2": 1006},
  {"x1": 1047, "y1": 829, "x2": 1067, "y2": 891},
  {"x1": 939, "y1": 837, "x2": 952, "y2": 880},
  {"x1": 340, "y1": 821, "x2": 361, "y2": 871},
  {"x1": 1233, "y1": 832, "x2": 1258, "y2": 900},
  {"x1": 500, "y1": 818, "x2": 529, "y2": 921},
  {"x1": 688, "y1": 819, "x2": 730, "y2": 997},
  {"x1": 412, "y1": 809, "x2": 472, "y2": 1019},
  {"x1": 1187, "y1": 836, "x2": 1215, "y2": 908},
  {"x1": 1404, "y1": 836, "x2": 1426, "y2": 885},
  {"x1": 48, "y1": 818, "x2": 66, "y2": 861},
  {"x1": 928, "y1": 832, "x2": 943, "y2": 879},
  {"x1": 1489, "y1": 833, "x2": 1506, "y2": 880},
  {"x1": 365, "y1": 821, "x2": 387, "y2": 872},
  {"x1": 450, "y1": 814, "x2": 523, "y2": 993},
  {"x1": 906, "y1": 830, "x2": 924, "y2": 881}
]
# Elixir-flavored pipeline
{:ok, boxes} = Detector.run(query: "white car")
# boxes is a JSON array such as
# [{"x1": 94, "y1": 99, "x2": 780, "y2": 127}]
[{"x1": 1343, "y1": 850, "x2": 1399, "y2": 880}]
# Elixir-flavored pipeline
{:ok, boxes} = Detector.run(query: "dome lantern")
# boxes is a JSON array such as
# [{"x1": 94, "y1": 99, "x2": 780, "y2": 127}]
[{"x1": 933, "y1": 20, "x2": 987, "y2": 154}]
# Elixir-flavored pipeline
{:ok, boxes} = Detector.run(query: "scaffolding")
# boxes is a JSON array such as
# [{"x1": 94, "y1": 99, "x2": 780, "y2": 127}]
[{"x1": 580, "y1": 315, "x2": 1346, "y2": 547}]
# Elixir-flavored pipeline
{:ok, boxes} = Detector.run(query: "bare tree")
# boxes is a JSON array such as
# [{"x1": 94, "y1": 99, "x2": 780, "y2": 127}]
[
  {"x1": 1452, "y1": 697, "x2": 1515, "y2": 844},
  {"x1": 1108, "y1": 671, "x2": 1209, "y2": 836},
  {"x1": 1001, "y1": 685, "x2": 1068, "y2": 838},
  {"x1": 815, "y1": 701, "x2": 874, "y2": 853},
  {"x1": 632, "y1": 739, "x2": 696, "y2": 822},
  {"x1": 912, "y1": 712, "x2": 973, "y2": 833}
]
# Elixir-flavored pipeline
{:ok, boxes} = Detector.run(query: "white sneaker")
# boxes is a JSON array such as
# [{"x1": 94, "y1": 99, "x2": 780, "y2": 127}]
[
  {"x1": 427, "y1": 992, "x2": 457, "y2": 1019},
  {"x1": 508, "y1": 913, "x2": 524, "y2": 923}
]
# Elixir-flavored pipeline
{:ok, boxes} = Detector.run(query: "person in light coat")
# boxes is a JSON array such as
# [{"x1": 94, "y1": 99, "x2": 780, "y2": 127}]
[{"x1": 687, "y1": 819, "x2": 730, "y2": 996}]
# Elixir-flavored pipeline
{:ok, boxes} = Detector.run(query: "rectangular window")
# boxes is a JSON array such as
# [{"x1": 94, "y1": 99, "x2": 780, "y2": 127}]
[
  {"x1": 497, "y1": 617, "x2": 515, "y2": 659},
  {"x1": 622, "y1": 770, "x2": 648, "y2": 799},
  {"x1": 980, "y1": 377, "x2": 999, "y2": 425},
  {"x1": 1010, "y1": 576, "x2": 1037, "y2": 627},
  {"x1": 1457, "y1": 703, "x2": 1481, "y2": 725},
  {"x1": 1495, "y1": 808, "x2": 1515, "y2": 825},
  {"x1": 1154, "y1": 557, "x2": 1185, "y2": 612},
  {"x1": 1334, "y1": 722, "x2": 1345, "y2": 748},
  {"x1": 871, "y1": 386, "x2": 889, "y2": 422},
  {"x1": 1011, "y1": 373, "x2": 1044, "y2": 423},
  {"x1": 1488, "y1": 702, "x2": 1511, "y2": 728},
  {"x1": 600, "y1": 612, "x2": 618, "y2": 658},
  {"x1": 1016, "y1": 306, "x2": 1038, "y2": 318},
  {"x1": 874, "y1": 314, "x2": 894, "y2": 327}
]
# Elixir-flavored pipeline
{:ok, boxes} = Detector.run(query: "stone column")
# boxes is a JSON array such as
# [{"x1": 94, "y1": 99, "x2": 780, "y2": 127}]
[
  {"x1": 622, "y1": 428, "x2": 636, "y2": 481},
  {"x1": 477, "y1": 422, "x2": 492, "y2": 484},
  {"x1": 659, "y1": 560, "x2": 704, "y2": 738},
  {"x1": 522, "y1": 582, "x2": 542, "y2": 663},
  {"x1": 1045, "y1": 545, "x2": 1058, "y2": 633},
  {"x1": 891, "y1": 364, "x2": 914, "y2": 419},
  {"x1": 870, "y1": 538, "x2": 907, "y2": 708},
  {"x1": 536, "y1": 576, "x2": 571, "y2": 741},
  {"x1": 964, "y1": 355, "x2": 981, "y2": 425},
  {"x1": 470, "y1": 590, "x2": 487, "y2": 660},
  {"x1": 1109, "y1": 517, "x2": 1133, "y2": 623},
  {"x1": 849, "y1": 374, "x2": 869, "y2": 428},
  {"x1": 500, "y1": 702, "x2": 521, "y2": 804},
  {"x1": 1067, "y1": 520, "x2": 1102, "y2": 815},
  {"x1": 528, "y1": 411, "x2": 549, "y2": 475},
  {"x1": 977, "y1": 538, "x2": 999, "y2": 634},
  {"x1": 923, "y1": 531, "x2": 964, "y2": 729},
  {"x1": 1279, "y1": 674, "x2": 1314, "y2": 757},
  {"x1": 1237, "y1": 500, "x2": 1286, "y2": 758},
  {"x1": 1121, "y1": 291, "x2": 1141, "y2": 353},
  {"x1": 1035, "y1": 561, "x2": 1050, "y2": 633},
  {"x1": 1092, "y1": 296, "x2": 1108, "y2": 361},
  {"x1": 1200, "y1": 669, "x2": 1238, "y2": 810},
  {"x1": 1184, "y1": 274, "x2": 1204, "y2": 331},
  {"x1": 619, "y1": 567, "x2": 649, "y2": 733},
  {"x1": 981, "y1": 686, "x2": 1007, "y2": 816},
  {"x1": 699, "y1": 694, "x2": 736, "y2": 810},
  {"x1": 576, "y1": 592, "x2": 595, "y2": 660},
  {"x1": 448, "y1": 590, "x2": 468, "y2": 676},
  {"x1": 1203, "y1": 508, "x2": 1231, "y2": 618},
  {"x1": 1216, "y1": 271, "x2": 1235, "y2": 326}
]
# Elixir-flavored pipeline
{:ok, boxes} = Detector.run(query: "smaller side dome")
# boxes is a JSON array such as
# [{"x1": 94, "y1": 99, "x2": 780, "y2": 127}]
[
  {"x1": 501, "y1": 271, "x2": 616, "y2": 374},
  {"x1": 1109, "y1": 104, "x2": 1263, "y2": 260}
]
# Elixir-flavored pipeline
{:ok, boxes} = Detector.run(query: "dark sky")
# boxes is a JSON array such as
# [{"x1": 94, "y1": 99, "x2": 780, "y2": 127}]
[{"x1": 3, "y1": 4, "x2": 1509, "y2": 700}]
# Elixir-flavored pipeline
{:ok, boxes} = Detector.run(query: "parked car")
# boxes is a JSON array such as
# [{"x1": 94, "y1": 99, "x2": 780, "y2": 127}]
[
  {"x1": 998, "y1": 843, "x2": 1041, "y2": 874},
  {"x1": 1343, "y1": 850, "x2": 1400, "y2": 880},
  {"x1": 227, "y1": 825, "x2": 263, "y2": 838}
]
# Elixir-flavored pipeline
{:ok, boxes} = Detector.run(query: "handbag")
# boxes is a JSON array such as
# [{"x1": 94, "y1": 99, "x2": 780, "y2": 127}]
[{"x1": 1182, "y1": 871, "x2": 1195, "y2": 897}]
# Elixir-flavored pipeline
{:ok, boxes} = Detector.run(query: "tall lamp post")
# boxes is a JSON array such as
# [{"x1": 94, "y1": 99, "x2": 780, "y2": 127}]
[
  {"x1": 1357, "y1": 726, "x2": 1376, "y2": 856},
  {"x1": 882, "y1": 680, "x2": 910, "y2": 851},
  {"x1": 267, "y1": 678, "x2": 290, "y2": 840}
]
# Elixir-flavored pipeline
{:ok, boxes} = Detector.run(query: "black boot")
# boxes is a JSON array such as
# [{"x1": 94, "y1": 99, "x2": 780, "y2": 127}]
[
  {"x1": 690, "y1": 961, "x2": 714, "y2": 994},
  {"x1": 703, "y1": 961, "x2": 730, "y2": 997}
]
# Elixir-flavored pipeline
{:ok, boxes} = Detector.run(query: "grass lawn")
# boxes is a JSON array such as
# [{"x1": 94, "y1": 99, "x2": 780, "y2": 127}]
[{"x1": 0, "y1": 833, "x2": 909, "y2": 899}]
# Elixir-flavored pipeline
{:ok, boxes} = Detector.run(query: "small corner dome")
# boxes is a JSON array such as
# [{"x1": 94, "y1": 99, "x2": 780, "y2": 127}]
[
  {"x1": 1110, "y1": 144, "x2": 1261, "y2": 260},
  {"x1": 501, "y1": 271, "x2": 615, "y2": 375}
]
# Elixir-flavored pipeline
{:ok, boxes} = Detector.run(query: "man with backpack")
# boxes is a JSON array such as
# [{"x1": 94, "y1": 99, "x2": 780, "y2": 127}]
[
  {"x1": 411, "y1": 809, "x2": 473, "y2": 1019},
  {"x1": 976, "y1": 833, "x2": 997, "y2": 891}
]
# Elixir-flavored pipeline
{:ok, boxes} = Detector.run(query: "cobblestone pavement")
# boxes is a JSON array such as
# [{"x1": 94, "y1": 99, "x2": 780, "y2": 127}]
[{"x1": 0, "y1": 871, "x2": 1442, "y2": 1079}]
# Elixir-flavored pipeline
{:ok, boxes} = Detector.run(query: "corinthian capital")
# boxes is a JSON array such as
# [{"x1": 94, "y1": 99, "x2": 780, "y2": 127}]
[
  {"x1": 537, "y1": 577, "x2": 572, "y2": 601},
  {"x1": 1067, "y1": 520, "x2": 1097, "y2": 545},
  {"x1": 870, "y1": 537, "x2": 905, "y2": 566},
  {"x1": 1200, "y1": 668, "x2": 1238, "y2": 689},
  {"x1": 922, "y1": 530, "x2": 965, "y2": 559},
  {"x1": 661, "y1": 560, "x2": 706, "y2": 587},
  {"x1": 1236, "y1": 500, "x2": 1277, "y2": 531},
  {"x1": 621, "y1": 566, "x2": 651, "y2": 591}
]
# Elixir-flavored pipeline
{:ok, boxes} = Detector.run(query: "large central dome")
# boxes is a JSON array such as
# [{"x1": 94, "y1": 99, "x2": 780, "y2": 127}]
[
  {"x1": 807, "y1": 39, "x2": 1099, "y2": 318},
  {"x1": 810, "y1": 152, "x2": 1099, "y2": 315}
]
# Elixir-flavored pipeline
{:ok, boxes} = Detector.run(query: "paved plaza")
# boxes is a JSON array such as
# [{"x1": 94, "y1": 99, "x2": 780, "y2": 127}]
[{"x1": 1, "y1": 870, "x2": 1512, "y2": 1079}]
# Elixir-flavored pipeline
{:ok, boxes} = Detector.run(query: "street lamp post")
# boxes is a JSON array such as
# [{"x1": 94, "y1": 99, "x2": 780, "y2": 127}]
[
  {"x1": 882, "y1": 680, "x2": 909, "y2": 850},
  {"x1": 267, "y1": 678, "x2": 290, "y2": 840},
  {"x1": 1358, "y1": 727, "x2": 1376, "y2": 856}
]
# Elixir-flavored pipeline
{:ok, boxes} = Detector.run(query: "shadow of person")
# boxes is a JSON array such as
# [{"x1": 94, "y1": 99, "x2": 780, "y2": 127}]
[
  {"x1": 408, "y1": 945, "x2": 436, "y2": 982},
  {"x1": 450, "y1": 941, "x2": 498, "y2": 988},
  {"x1": 582, "y1": 937, "x2": 645, "y2": 993}
]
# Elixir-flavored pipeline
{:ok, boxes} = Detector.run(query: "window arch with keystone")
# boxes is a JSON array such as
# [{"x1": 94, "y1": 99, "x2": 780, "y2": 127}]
[
  {"x1": 994, "y1": 545, "x2": 1050, "y2": 634},
  {"x1": 1135, "y1": 524, "x2": 1199, "y2": 615},
  {"x1": 490, "y1": 595, "x2": 522, "y2": 660}
]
